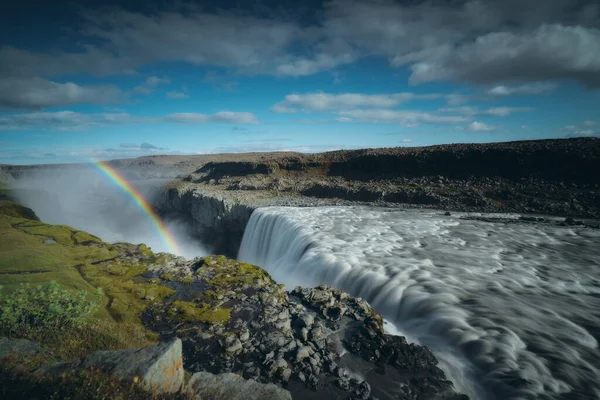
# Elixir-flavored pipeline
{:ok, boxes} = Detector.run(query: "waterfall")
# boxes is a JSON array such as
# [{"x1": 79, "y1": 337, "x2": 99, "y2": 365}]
[{"x1": 238, "y1": 206, "x2": 600, "y2": 400}]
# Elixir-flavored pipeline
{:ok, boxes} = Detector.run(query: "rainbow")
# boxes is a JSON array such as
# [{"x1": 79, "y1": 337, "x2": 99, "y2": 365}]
[{"x1": 91, "y1": 160, "x2": 181, "y2": 255}]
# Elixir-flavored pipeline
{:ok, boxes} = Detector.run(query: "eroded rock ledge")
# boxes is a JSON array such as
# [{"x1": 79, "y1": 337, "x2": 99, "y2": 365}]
[{"x1": 143, "y1": 138, "x2": 600, "y2": 254}]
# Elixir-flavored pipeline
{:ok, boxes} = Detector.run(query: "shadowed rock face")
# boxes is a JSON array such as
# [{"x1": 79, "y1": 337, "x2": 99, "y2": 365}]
[
  {"x1": 325, "y1": 139, "x2": 600, "y2": 183},
  {"x1": 148, "y1": 138, "x2": 600, "y2": 253}
]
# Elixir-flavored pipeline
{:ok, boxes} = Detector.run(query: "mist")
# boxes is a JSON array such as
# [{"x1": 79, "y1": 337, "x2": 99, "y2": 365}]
[{"x1": 9, "y1": 165, "x2": 209, "y2": 259}]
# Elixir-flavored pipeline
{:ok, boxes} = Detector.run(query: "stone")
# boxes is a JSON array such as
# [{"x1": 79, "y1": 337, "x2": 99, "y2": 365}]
[
  {"x1": 301, "y1": 327, "x2": 309, "y2": 341},
  {"x1": 226, "y1": 338, "x2": 243, "y2": 354},
  {"x1": 186, "y1": 372, "x2": 292, "y2": 400},
  {"x1": 239, "y1": 329, "x2": 250, "y2": 342},
  {"x1": 354, "y1": 381, "x2": 372, "y2": 400},
  {"x1": 0, "y1": 337, "x2": 46, "y2": 362},
  {"x1": 296, "y1": 346, "x2": 312, "y2": 361},
  {"x1": 296, "y1": 313, "x2": 315, "y2": 329},
  {"x1": 309, "y1": 325, "x2": 325, "y2": 342},
  {"x1": 336, "y1": 376, "x2": 351, "y2": 391},
  {"x1": 324, "y1": 305, "x2": 346, "y2": 321},
  {"x1": 36, "y1": 338, "x2": 184, "y2": 394},
  {"x1": 297, "y1": 371, "x2": 306, "y2": 382}
]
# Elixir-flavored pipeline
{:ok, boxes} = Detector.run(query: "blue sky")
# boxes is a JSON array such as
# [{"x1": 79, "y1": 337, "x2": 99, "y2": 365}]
[{"x1": 1, "y1": 0, "x2": 599, "y2": 164}]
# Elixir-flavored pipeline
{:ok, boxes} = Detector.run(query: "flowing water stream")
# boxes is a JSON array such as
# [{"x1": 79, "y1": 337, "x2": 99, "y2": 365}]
[{"x1": 238, "y1": 206, "x2": 600, "y2": 400}]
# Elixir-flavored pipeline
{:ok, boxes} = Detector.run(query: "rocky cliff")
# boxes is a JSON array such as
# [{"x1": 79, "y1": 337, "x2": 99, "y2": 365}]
[{"x1": 143, "y1": 138, "x2": 600, "y2": 254}]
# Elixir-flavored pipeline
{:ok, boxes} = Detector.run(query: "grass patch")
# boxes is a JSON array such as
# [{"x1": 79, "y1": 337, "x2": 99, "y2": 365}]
[
  {"x1": 0, "y1": 281, "x2": 100, "y2": 336},
  {"x1": 171, "y1": 300, "x2": 231, "y2": 324},
  {"x1": 204, "y1": 255, "x2": 273, "y2": 289},
  {"x1": 0, "y1": 200, "x2": 39, "y2": 221},
  {"x1": 80, "y1": 260, "x2": 175, "y2": 324}
]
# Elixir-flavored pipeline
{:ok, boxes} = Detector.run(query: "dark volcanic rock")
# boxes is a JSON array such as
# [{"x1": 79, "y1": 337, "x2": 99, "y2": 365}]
[{"x1": 144, "y1": 255, "x2": 467, "y2": 400}]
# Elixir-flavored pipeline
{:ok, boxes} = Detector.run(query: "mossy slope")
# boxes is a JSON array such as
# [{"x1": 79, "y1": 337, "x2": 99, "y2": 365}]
[{"x1": 0, "y1": 198, "x2": 175, "y2": 359}]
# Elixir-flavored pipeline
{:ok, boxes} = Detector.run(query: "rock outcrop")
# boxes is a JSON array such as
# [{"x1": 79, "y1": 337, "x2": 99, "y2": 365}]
[
  {"x1": 186, "y1": 372, "x2": 292, "y2": 400},
  {"x1": 36, "y1": 337, "x2": 185, "y2": 394},
  {"x1": 0, "y1": 336, "x2": 47, "y2": 365},
  {"x1": 145, "y1": 256, "x2": 467, "y2": 399}
]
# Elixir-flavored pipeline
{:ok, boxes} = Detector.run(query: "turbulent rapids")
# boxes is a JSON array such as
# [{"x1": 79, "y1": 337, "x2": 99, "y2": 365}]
[{"x1": 238, "y1": 206, "x2": 600, "y2": 400}]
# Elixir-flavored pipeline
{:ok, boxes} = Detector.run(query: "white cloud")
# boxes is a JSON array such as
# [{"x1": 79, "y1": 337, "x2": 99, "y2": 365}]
[
  {"x1": 276, "y1": 52, "x2": 357, "y2": 77},
  {"x1": 401, "y1": 138, "x2": 413, "y2": 143},
  {"x1": 445, "y1": 94, "x2": 472, "y2": 105},
  {"x1": 1, "y1": 0, "x2": 598, "y2": 88},
  {"x1": 166, "y1": 91, "x2": 189, "y2": 99},
  {"x1": 487, "y1": 82, "x2": 558, "y2": 96},
  {"x1": 561, "y1": 120, "x2": 600, "y2": 137},
  {"x1": 163, "y1": 112, "x2": 259, "y2": 125},
  {"x1": 0, "y1": 78, "x2": 122, "y2": 110},
  {"x1": 337, "y1": 109, "x2": 468, "y2": 124},
  {"x1": 271, "y1": 104, "x2": 298, "y2": 114},
  {"x1": 440, "y1": 106, "x2": 534, "y2": 116},
  {"x1": 272, "y1": 92, "x2": 442, "y2": 113},
  {"x1": 485, "y1": 107, "x2": 535, "y2": 116},
  {"x1": 132, "y1": 76, "x2": 170, "y2": 95},
  {"x1": 0, "y1": 111, "x2": 129, "y2": 131},
  {"x1": 403, "y1": 24, "x2": 600, "y2": 87},
  {"x1": 463, "y1": 121, "x2": 497, "y2": 132},
  {"x1": 206, "y1": 142, "x2": 354, "y2": 154},
  {"x1": 0, "y1": 110, "x2": 260, "y2": 131}
]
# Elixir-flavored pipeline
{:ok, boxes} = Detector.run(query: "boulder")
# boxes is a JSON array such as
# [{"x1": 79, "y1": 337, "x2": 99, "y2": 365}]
[
  {"x1": 185, "y1": 372, "x2": 292, "y2": 400},
  {"x1": 36, "y1": 337, "x2": 184, "y2": 394},
  {"x1": 0, "y1": 337, "x2": 46, "y2": 362},
  {"x1": 0, "y1": 336, "x2": 49, "y2": 374}
]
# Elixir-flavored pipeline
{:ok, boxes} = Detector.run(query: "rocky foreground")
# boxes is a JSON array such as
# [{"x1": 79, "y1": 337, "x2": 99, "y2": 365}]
[{"x1": 0, "y1": 196, "x2": 467, "y2": 399}]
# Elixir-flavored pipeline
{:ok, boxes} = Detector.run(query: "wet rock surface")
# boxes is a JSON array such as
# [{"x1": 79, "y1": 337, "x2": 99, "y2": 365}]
[{"x1": 144, "y1": 256, "x2": 468, "y2": 399}]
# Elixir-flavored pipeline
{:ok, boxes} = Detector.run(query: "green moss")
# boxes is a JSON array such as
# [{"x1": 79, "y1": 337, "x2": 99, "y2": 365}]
[
  {"x1": 137, "y1": 243, "x2": 154, "y2": 258},
  {"x1": 0, "y1": 200, "x2": 174, "y2": 355},
  {"x1": 206, "y1": 256, "x2": 273, "y2": 289},
  {"x1": 0, "y1": 200, "x2": 39, "y2": 220},
  {"x1": 177, "y1": 276, "x2": 194, "y2": 284},
  {"x1": 172, "y1": 300, "x2": 231, "y2": 324},
  {"x1": 72, "y1": 230, "x2": 102, "y2": 244},
  {"x1": 160, "y1": 273, "x2": 174, "y2": 281},
  {"x1": 81, "y1": 262, "x2": 175, "y2": 324}
]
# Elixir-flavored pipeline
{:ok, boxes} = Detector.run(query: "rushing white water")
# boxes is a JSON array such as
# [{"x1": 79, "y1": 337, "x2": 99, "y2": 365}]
[{"x1": 238, "y1": 206, "x2": 600, "y2": 400}]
